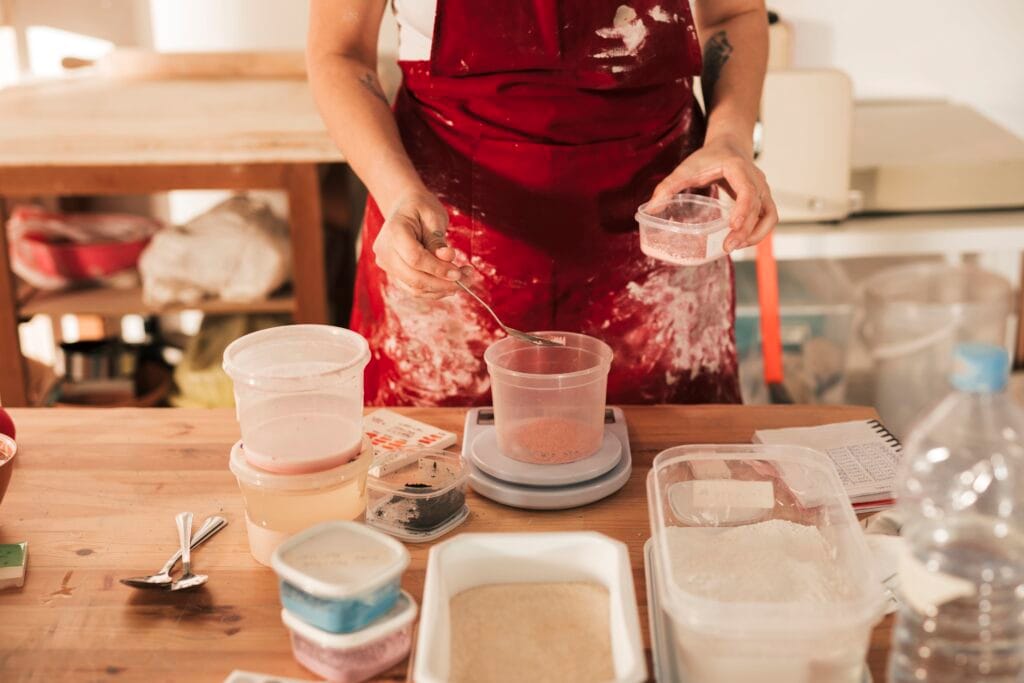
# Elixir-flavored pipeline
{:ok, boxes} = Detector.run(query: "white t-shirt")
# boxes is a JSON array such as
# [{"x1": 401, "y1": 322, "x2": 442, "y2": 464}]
[{"x1": 394, "y1": 0, "x2": 437, "y2": 61}]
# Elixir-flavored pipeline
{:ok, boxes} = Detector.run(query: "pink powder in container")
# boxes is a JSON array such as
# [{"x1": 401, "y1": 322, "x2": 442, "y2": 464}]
[
  {"x1": 636, "y1": 194, "x2": 730, "y2": 267},
  {"x1": 502, "y1": 417, "x2": 603, "y2": 464},
  {"x1": 282, "y1": 591, "x2": 417, "y2": 683}
]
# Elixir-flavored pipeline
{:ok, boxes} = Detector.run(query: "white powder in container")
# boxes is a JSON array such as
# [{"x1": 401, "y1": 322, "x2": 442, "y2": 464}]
[
  {"x1": 665, "y1": 518, "x2": 853, "y2": 603},
  {"x1": 449, "y1": 582, "x2": 614, "y2": 683}
]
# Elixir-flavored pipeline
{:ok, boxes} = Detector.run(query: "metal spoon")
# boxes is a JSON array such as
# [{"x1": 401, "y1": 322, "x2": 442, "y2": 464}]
[
  {"x1": 456, "y1": 281, "x2": 563, "y2": 347},
  {"x1": 168, "y1": 512, "x2": 208, "y2": 592},
  {"x1": 120, "y1": 515, "x2": 227, "y2": 589}
]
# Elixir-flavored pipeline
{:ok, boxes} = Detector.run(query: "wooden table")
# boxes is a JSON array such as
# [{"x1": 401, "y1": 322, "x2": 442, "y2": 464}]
[
  {"x1": 0, "y1": 405, "x2": 891, "y2": 682},
  {"x1": 0, "y1": 71, "x2": 344, "y2": 406}
]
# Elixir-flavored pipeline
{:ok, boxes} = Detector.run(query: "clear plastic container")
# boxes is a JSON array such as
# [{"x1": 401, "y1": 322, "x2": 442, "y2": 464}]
[
  {"x1": 647, "y1": 444, "x2": 885, "y2": 683},
  {"x1": 635, "y1": 194, "x2": 731, "y2": 266},
  {"x1": 282, "y1": 591, "x2": 417, "y2": 683},
  {"x1": 229, "y1": 439, "x2": 373, "y2": 566},
  {"x1": 223, "y1": 325, "x2": 370, "y2": 474},
  {"x1": 271, "y1": 521, "x2": 411, "y2": 634},
  {"x1": 366, "y1": 449, "x2": 469, "y2": 542},
  {"x1": 484, "y1": 332, "x2": 612, "y2": 465}
]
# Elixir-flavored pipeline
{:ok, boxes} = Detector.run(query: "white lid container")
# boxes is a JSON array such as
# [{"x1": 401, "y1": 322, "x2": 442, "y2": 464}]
[
  {"x1": 647, "y1": 444, "x2": 886, "y2": 683},
  {"x1": 271, "y1": 521, "x2": 410, "y2": 600},
  {"x1": 413, "y1": 531, "x2": 647, "y2": 683},
  {"x1": 635, "y1": 193, "x2": 730, "y2": 266}
]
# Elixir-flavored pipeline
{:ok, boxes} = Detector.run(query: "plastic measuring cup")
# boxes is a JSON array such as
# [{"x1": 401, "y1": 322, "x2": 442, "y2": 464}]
[
  {"x1": 484, "y1": 332, "x2": 613, "y2": 465},
  {"x1": 635, "y1": 194, "x2": 730, "y2": 266},
  {"x1": 229, "y1": 438, "x2": 373, "y2": 566},
  {"x1": 223, "y1": 325, "x2": 370, "y2": 474}
]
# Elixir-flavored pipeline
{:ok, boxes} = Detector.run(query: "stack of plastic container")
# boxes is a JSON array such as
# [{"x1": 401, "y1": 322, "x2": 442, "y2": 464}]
[
  {"x1": 272, "y1": 521, "x2": 416, "y2": 683},
  {"x1": 223, "y1": 325, "x2": 374, "y2": 565}
]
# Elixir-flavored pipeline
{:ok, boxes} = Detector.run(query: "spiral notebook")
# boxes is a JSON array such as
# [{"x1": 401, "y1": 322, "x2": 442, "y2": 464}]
[{"x1": 752, "y1": 419, "x2": 902, "y2": 512}]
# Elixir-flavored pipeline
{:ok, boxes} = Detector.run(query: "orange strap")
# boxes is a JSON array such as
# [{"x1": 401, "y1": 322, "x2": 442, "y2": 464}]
[{"x1": 755, "y1": 235, "x2": 785, "y2": 385}]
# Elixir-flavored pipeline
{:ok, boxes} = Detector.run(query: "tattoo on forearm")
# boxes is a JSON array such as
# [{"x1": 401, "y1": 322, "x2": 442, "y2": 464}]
[
  {"x1": 702, "y1": 30, "x2": 733, "y2": 104},
  {"x1": 359, "y1": 72, "x2": 388, "y2": 105}
]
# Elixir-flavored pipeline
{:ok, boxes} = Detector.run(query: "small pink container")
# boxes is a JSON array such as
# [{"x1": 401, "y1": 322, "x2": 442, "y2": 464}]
[
  {"x1": 636, "y1": 194, "x2": 731, "y2": 266},
  {"x1": 282, "y1": 591, "x2": 417, "y2": 683}
]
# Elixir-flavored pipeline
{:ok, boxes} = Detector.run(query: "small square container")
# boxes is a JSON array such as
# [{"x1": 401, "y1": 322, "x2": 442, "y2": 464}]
[
  {"x1": 635, "y1": 193, "x2": 731, "y2": 266},
  {"x1": 365, "y1": 449, "x2": 470, "y2": 542},
  {"x1": 230, "y1": 438, "x2": 373, "y2": 566},
  {"x1": 413, "y1": 531, "x2": 647, "y2": 683},
  {"x1": 271, "y1": 521, "x2": 410, "y2": 634},
  {"x1": 282, "y1": 591, "x2": 417, "y2": 683},
  {"x1": 647, "y1": 444, "x2": 886, "y2": 683}
]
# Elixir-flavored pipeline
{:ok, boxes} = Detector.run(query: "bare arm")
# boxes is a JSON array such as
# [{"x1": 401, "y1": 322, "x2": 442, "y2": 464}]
[
  {"x1": 653, "y1": 0, "x2": 777, "y2": 250},
  {"x1": 307, "y1": 0, "x2": 461, "y2": 298}
]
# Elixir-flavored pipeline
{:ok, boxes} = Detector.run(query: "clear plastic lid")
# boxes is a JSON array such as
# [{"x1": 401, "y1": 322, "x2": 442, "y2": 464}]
[
  {"x1": 271, "y1": 520, "x2": 410, "y2": 600},
  {"x1": 229, "y1": 438, "x2": 372, "y2": 491},
  {"x1": 647, "y1": 444, "x2": 885, "y2": 635}
]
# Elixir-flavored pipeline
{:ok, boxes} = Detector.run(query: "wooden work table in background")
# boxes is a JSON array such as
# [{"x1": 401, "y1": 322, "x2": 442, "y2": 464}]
[{"x1": 0, "y1": 404, "x2": 889, "y2": 682}]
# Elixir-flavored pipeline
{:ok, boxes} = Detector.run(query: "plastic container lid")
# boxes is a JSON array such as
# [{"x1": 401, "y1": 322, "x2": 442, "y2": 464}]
[
  {"x1": 271, "y1": 521, "x2": 410, "y2": 600},
  {"x1": 647, "y1": 444, "x2": 885, "y2": 636},
  {"x1": 229, "y1": 438, "x2": 373, "y2": 491},
  {"x1": 222, "y1": 324, "x2": 370, "y2": 392},
  {"x1": 281, "y1": 591, "x2": 418, "y2": 650}
]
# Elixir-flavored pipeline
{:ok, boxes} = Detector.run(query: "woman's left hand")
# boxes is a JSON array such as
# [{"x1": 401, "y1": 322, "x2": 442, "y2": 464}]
[{"x1": 651, "y1": 135, "x2": 778, "y2": 252}]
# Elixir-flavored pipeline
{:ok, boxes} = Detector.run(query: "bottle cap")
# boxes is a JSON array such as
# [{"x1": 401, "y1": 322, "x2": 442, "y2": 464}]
[{"x1": 951, "y1": 343, "x2": 1009, "y2": 392}]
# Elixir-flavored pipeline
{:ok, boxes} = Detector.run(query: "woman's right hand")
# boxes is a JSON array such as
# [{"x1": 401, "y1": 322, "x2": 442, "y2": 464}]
[{"x1": 373, "y1": 190, "x2": 465, "y2": 299}]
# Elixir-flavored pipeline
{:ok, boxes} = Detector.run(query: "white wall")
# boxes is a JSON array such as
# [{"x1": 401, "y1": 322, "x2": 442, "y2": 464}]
[{"x1": 771, "y1": 0, "x2": 1024, "y2": 137}]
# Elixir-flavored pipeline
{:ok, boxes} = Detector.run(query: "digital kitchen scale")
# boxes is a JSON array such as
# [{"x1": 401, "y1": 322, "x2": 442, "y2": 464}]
[{"x1": 462, "y1": 407, "x2": 632, "y2": 510}]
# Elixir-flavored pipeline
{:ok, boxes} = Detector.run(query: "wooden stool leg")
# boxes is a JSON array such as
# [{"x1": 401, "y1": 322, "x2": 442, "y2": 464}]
[
  {"x1": 0, "y1": 197, "x2": 29, "y2": 406},
  {"x1": 285, "y1": 164, "x2": 329, "y2": 324}
]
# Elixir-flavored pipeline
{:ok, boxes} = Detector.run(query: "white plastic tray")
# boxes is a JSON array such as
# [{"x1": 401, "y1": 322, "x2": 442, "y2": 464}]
[{"x1": 413, "y1": 532, "x2": 647, "y2": 683}]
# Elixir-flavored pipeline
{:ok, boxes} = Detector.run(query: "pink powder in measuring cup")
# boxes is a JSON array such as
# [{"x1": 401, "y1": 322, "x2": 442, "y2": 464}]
[
  {"x1": 502, "y1": 417, "x2": 602, "y2": 464},
  {"x1": 640, "y1": 230, "x2": 710, "y2": 265}
]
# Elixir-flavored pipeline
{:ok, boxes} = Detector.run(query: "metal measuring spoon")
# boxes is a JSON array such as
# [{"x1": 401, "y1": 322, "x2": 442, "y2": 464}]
[
  {"x1": 456, "y1": 281, "x2": 563, "y2": 347},
  {"x1": 120, "y1": 515, "x2": 227, "y2": 589},
  {"x1": 168, "y1": 512, "x2": 209, "y2": 592}
]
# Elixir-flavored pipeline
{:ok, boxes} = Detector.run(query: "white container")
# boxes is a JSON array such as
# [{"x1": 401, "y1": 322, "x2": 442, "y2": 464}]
[
  {"x1": 223, "y1": 325, "x2": 370, "y2": 474},
  {"x1": 413, "y1": 531, "x2": 646, "y2": 683},
  {"x1": 271, "y1": 521, "x2": 410, "y2": 634},
  {"x1": 647, "y1": 445, "x2": 886, "y2": 683},
  {"x1": 282, "y1": 592, "x2": 417, "y2": 683},
  {"x1": 229, "y1": 439, "x2": 373, "y2": 566},
  {"x1": 635, "y1": 193, "x2": 731, "y2": 266}
]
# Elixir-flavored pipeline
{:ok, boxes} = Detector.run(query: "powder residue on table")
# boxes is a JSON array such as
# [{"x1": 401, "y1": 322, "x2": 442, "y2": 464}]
[
  {"x1": 449, "y1": 582, "x2": 614, "y2": 683},
  {"x1": 503, "y1": 417, "x2": 602, "y2": 464},
  {"x1": 664, "y1": 518, "x2": 853, "y2": 603}
]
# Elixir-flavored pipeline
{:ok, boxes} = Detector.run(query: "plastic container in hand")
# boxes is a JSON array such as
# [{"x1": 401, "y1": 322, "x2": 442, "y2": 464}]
[
  {"x1": 282, "y1": 592, "x2": 417, "y2": 683},
  {"x1": 365, "y1": 449, "x2": 469, "y2": 542},
  {"x1": 485, "y1": 332, "x2": 613, "y2": 464},
  {"x1": 230, "y1": 439, "x2": 373, "y2": 566},
  {"x1": 271, "y1": 521, "x2": 411, "y2": 634},
  {"x1": 647, "y1": 444, "x2": 885, "y2": 683},
  {"x1": 635, "y1": 194, "x2": 731, "y2": 266},
  {"x1": 223, "y1": 325, "x2": 370, "y2": 474},
  {"x1": 888, "y1": 344, "x2": 1024, "y2": 682}
]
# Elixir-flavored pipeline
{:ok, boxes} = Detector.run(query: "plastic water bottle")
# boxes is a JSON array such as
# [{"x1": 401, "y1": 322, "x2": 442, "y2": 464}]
[{"x1": 888, "y1": 343, "x2": 1024, "y2": 682}]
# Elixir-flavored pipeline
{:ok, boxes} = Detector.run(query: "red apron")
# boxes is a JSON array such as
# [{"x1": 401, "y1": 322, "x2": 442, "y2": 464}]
[{"x1": 351, "y1": 0, "x2": 741, "y2": 406}]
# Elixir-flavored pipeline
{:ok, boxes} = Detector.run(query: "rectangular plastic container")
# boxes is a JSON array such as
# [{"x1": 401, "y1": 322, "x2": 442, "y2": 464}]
[
  {"x1": 647, "y1": 444, "x2": 885, "y2": 683},
  {"x1": 413, "y1": 531, "x2": 647, "y2": 683},
  {"x1": 229, "y1": 438, "x2": 373, "y2": 566},
  {"x1": 365, "y1": 449, "x2": 469, "y2": 542},
  {"x1": 271, "y1": 521, "x2": 410, "y2": 634},
  {"x1": 282, "y1": 591, "x2": 417, "y2": 683},
  {"x1": 635, "y1": 193, "x2": 731, "y2": 266},
  {"x1": 484, "y1": 333, "x2": 613, "y2": 464},
  {"x1": 734, "y1": 259, "x2": 856, "y2": 405}
]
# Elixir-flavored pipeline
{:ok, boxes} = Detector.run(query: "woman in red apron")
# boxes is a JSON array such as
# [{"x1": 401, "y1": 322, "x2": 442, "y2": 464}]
[{"x1": 309, "y1": 0, "x2": 776, "y2": 406}]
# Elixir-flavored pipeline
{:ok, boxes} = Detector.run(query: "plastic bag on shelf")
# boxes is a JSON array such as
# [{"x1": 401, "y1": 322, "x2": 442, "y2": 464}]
[
  {"x1": 138, "y1": 195, "x2": 291, "y2": 307},
  {"x1": 6, "y1": 205, "x2": 161, "y2": 290}
]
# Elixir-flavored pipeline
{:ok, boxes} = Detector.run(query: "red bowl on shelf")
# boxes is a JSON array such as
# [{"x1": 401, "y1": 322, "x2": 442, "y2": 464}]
[{"x1": 15, "y1": 231, "x2": 152, "y2": 280}]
